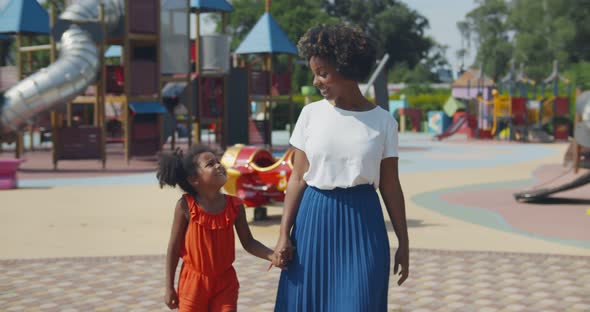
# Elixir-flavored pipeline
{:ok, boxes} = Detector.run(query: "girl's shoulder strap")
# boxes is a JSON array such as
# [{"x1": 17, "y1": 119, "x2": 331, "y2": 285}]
[
  {"x1": 181, "y1": 193, "x2": 198, "y2": 218},
  {"x1": 227, "y1": 195, "x2": 243, "y2": 208},
  {"x1": 225, "y1": 195, "x2": 243, "y2": 219},
  {"x1": 182, "y1": 194, "x2": 241, "y2": 229}
]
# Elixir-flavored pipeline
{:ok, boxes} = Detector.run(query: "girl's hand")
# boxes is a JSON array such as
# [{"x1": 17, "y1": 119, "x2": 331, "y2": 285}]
[
  {"x1": 272, "y1": 235, "x2": 293, "y2": 269},
  {"x1": 164, "y1": 287, "x2": 179, "y2": 309},
  {"x1": 394, "y1": 245, "x2": 409, "y2": 286}
]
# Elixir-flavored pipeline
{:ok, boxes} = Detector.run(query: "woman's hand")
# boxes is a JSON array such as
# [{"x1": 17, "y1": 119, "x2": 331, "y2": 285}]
[
  {"x1": 164, "y1": 287, "x2": 179, "y2": 309},
  {"x1": 394, "y1": 244, "x2": 409, "y2": 286},
  {"x1": 272, "y1": 235, "x2": 294, "y2": 269}
]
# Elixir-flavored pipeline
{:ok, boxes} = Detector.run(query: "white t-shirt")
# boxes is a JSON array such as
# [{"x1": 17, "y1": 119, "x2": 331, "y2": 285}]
[{"x1": 290, "y1": 99, "x2": 399, "y2": 190}]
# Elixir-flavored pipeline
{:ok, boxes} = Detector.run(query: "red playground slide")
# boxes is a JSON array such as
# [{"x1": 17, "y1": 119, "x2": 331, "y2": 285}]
[{"x1": 435, "y1": 114, "x2": 468, "y2": 140}]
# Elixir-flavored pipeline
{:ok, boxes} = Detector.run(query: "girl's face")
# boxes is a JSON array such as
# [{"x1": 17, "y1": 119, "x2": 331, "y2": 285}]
[
  {"x1": 193, "y1": 152, "x2": 227, "y2": 188},
  {"x1": 309, "y1": 56, "x2": 350, "y2": 102}
]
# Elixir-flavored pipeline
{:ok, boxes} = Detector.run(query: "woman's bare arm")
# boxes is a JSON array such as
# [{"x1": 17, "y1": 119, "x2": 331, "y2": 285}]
[
  {"x1": 273, "y1": 148, "x2": 309, "y2": 267},
  {"x1": 379, "y1": 157, "x2": 409, "y2": 285}
]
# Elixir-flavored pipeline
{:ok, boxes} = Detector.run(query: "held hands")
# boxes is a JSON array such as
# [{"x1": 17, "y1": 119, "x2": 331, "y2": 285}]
[
  {"x1": 271, "y1": 236, "x2": 294, "y2": 270},
  {"x1": 394, "y1": 244, "x2": 409, "y2": 286},
  {"x1": 164, "y1": 287, "x2": 179, "y2": 310}
]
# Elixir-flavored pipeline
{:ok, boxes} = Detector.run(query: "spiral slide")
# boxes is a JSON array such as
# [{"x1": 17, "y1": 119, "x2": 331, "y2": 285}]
[{"x1": 0, "y1": 0, "x2": 124, "y2": 133}]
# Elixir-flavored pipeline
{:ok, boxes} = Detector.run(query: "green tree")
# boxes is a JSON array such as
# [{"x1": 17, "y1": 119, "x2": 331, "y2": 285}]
[
  {"x1": 460, "y1": 0, "x2": 589, "y2": 82},
  {"x1": 457, "y1": 0, "x2": 513, "y2": 80},
  {"x1": 508, "y1": 0, "x2": 575, "y2": 80},
  {"x1": 567, "y1": 0, "x2": 590, "y2": 63},
  {"x1": 216, "y1": 0, "x2": 442, "y2": 87},
  {"x1": 215, "y1": 0, "x2": 337, "y2": 51},
  {"x1": 213, "y1": 0, "x2": 337, "y2": 90},
  {"x1": 391, "y1": 43, "x2": 450, "y2": 83},
  {"x1": 455, "y1": 21, "x2": 471, "y2": 69},
  {"x1": 571, "y1": 61, "x2": 590, "y2": 90},
  {"x1": 322, "y1": 0, "x2": 433, "y2": 70}
]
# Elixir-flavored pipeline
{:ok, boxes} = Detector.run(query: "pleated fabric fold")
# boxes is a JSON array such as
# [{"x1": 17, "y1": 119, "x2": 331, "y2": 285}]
[{"x1": 275, "y1": 184, "x2": 390, "y2": 312}]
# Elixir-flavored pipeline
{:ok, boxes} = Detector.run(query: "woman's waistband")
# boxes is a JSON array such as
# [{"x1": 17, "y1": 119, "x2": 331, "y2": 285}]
[{"x1": 308, "y1": 183, "x2": 375, "y2": 193}]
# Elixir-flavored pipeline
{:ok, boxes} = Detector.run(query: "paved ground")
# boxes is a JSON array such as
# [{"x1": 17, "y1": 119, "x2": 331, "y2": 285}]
[
  {"x1": 1, "y1": 250, "x2": 589, "y2": 312},
  {"x1": 1, "y1": 133, "x2": 590, "y2": 311}
]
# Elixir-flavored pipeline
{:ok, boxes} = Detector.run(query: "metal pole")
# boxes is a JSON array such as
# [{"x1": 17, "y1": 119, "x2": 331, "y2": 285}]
[
  {"x1": 184, "y1": 0, "x2": 192, "y2": 150},
  {"x1": 194, "y1": 10, "x2": 201, "y2": 145},
  {"x1": 16, "y1": 33, "x2": 22, "y2": 80},
  {"x1": 124, "y1": 0, "x2": 130, "y2": 162},
  {"x1": 288, "y1": 54, "x2": 294, "y2": 134},
  {"x1": 99, "y1": 3, "x2": 107, "y2": 168},
  {"x1": 51, "y1": 111, "x2": 58, "y2": 169},
  {"x1": 50, "y1": 4, "x2": 57, "y2": 63},
  {"x1": 267, "y1": 54, "x2": 273, "y2": 147},
  {"x1": 362, "y1": 54, "x2": 389, "y2": 96},
  {"x1": 27, "y1": 35, "x2": 34, "y2": 73}
]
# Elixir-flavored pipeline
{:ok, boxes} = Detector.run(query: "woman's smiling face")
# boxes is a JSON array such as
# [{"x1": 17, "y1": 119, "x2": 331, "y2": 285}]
[{"x1": 309, "y1": 56, "x2": 349, "y2": 101}]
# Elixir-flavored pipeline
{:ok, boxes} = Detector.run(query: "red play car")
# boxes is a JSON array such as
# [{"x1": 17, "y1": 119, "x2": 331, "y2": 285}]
[{"x1": 221, "y1": 145, "x2": 294, "y2": 220}]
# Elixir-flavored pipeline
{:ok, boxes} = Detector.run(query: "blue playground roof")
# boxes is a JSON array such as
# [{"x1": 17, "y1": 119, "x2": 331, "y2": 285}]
[
  {"x1": 129, "y1": 102, "x2": 167, "y2": 114},
  {"x1": 190, "y1": 0, "x2": 234, "y2": 13},
  {"x1": 235, "y1": 13, "x2": 297, "y2": 55},
  {"x1": 0, "y1": 0, "x2": 49, "y2": 34},
  {"x1": 105, "y1": 46, "x2": 121, "y2": 58}
]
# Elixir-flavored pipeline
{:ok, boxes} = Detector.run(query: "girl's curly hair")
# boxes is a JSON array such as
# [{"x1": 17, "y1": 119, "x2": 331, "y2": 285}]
[
  {"x1": 156, "y1": 144, "x2": 214, "y2": 195},
  {"x1": 297, "y1": 24, "x2": 376, "y2": 82}
]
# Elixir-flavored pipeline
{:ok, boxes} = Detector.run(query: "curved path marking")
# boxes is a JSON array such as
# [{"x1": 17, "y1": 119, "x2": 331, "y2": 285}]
[{"x1": 412, "y1": 180, "x2": 590, "y2": 250}]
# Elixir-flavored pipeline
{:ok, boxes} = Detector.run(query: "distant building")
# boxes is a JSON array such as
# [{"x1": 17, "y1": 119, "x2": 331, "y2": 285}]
[
  {"x1": 451, "y1": 69, "x2": 495, "y2": 100},
  {"x1": 436, "y1": 68, "x2": 454, "y2": 83}
]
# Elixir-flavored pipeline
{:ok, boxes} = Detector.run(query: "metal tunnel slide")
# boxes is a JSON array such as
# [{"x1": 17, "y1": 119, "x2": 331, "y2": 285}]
[{"x1": 0, "y1": 0, "x2": 124, "y2": 133}]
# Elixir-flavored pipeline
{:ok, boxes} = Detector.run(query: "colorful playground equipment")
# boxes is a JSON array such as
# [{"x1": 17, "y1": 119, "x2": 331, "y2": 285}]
[
  {"x1": 398, "y1": 108, "x2": 423, "y2": 132},
  {"x1": 0, "y1": 0, "x2": 300, "y2": 173},
  {"x1": 427, "y1": 111, "x2": 451, "y2": 135},
  {"x1": 498, "y1": 61, "x2": 572, "y2": 142},
  {"x1": 514, "y1": 89, "x2": 590, "y2": 201},
  {"x1": 389, "y1": 97, "x2": 423, "y2": 133},
  {"x1": 433, "y1": 96, "x2": 474, "y2": 140},
  {"x1": 0, "y1": 0, "x2": 172, "y2": 168},
  {"x1": 441, "y1": 62, "x2": 573, "y2": 142},
  {"x1": 221, "y1": 144, "x2": 294, "y2": 220},
  {"x1": 0, "y1": 0, "x2": 52, "y2": 158},
  {"x1": 234, "y1": 3, "x2": 298, "y2": 147},
  {"x1": 435, "y1": 67, "x2": 493, "y2": 140}
]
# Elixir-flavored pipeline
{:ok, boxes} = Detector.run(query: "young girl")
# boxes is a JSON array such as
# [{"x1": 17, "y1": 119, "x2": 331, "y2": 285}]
[{"x1": 158, "y1": 145, "x2": 274, "y2": 311}]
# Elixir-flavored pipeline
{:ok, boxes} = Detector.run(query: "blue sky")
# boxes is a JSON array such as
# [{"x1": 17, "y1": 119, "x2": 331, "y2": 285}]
[
  {"x1": 198, "y1": 0, "x2": 478, "y2": 70},
  {"x1": 404, "y1": 0, "x2": 478, "y2": 69}
]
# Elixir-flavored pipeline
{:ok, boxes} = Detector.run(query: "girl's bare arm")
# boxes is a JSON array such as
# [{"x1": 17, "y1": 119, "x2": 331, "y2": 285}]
[
  {"x1": 165, "y1": 199, "x2": 189, "y2": 291},
  {"x1": 234, "y1": 205, "x2": 273, "y2": 261}
]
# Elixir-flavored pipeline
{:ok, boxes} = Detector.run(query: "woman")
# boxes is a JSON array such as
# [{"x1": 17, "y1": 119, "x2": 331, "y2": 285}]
[{"x1": 272, "y1": 24, "x2": 409, "y2": 311}]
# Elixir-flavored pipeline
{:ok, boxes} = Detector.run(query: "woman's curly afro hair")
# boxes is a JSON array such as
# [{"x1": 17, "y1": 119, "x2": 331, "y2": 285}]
[{"x1": 297, "y1": 24, "x2": 376, "y2": 82}]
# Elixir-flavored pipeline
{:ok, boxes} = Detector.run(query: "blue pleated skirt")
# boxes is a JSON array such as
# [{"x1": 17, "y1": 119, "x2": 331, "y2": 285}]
[{"x1": 274, "y1": 184, "x2": 390, "y2": 312}]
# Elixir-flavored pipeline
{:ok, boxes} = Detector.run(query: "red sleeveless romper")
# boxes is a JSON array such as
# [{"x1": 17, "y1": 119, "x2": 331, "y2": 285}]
[{"x1": 178, "y1": 194, "x2": 241, "y2": 312}]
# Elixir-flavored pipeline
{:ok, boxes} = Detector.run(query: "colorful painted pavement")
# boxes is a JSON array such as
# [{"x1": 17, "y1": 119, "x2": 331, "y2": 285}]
[
  {"x1": 1, "y1": 249, "x2": 589, "y2": 311},
  {"x1": 2, "y1": 133, "x2": 590, "y2": 311}
]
